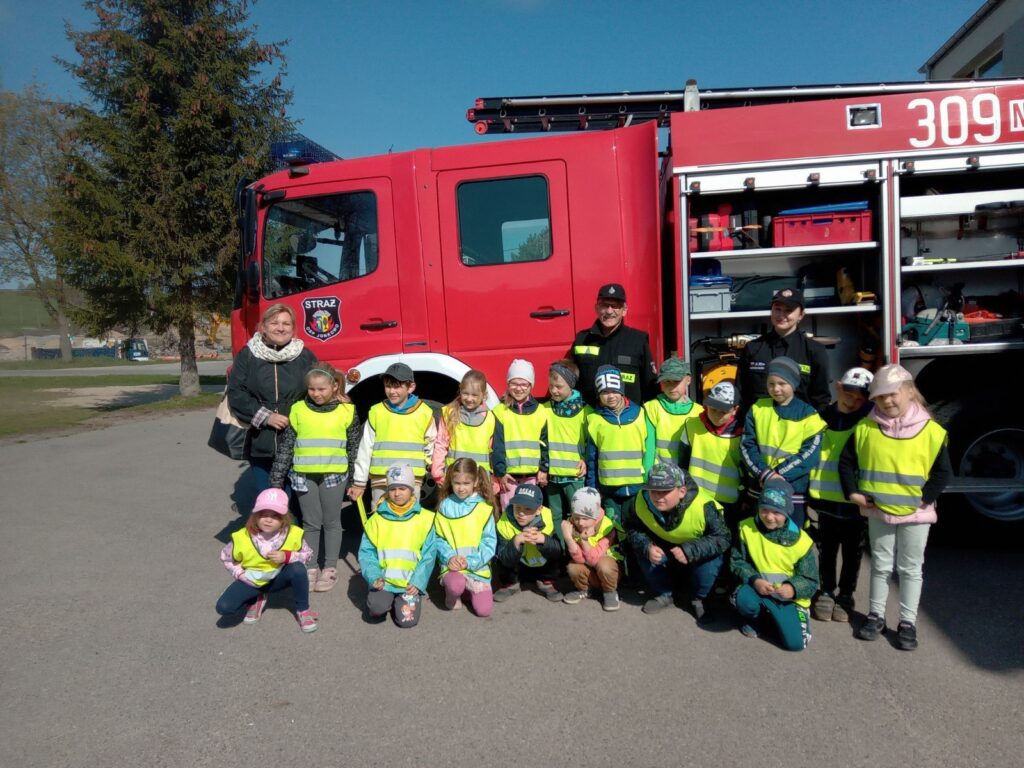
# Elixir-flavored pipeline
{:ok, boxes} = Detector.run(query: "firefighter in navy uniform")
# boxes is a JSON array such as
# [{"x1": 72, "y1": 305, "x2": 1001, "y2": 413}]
[
  {"x1": 569, "y1": 283, "x2": 657, "y2": 408},
  {"x1": 736, "y1": 287, "x2": 830, "y2": 414}
]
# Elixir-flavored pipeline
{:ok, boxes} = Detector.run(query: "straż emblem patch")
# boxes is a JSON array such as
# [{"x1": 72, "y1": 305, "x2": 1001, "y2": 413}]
[{"x1": 302, "y1": 297, "x2": 341, "y2": 341}]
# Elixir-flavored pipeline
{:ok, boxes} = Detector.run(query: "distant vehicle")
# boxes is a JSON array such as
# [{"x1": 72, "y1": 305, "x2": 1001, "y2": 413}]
[{"x1": 124, "y1": 337, "x2": 150, "y2": 362}]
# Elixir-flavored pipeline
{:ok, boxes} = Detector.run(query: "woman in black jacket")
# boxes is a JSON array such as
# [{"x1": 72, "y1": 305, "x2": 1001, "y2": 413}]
[{"x1": 227, "y1": 303, "x2": 317, "y2": 506}]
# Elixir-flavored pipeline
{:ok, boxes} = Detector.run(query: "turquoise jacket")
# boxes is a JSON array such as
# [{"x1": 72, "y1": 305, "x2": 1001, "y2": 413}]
[{"x1": 433, "y1": 493, "x2": 497, "y2": 583}]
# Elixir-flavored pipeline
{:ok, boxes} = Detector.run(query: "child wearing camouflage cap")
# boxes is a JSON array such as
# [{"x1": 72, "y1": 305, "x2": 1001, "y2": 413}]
[
  {"x1": 644, "y1": 356, "x2": 704, "y2": 466},
  {"x1": 621, "y1": 462, "x2": 730, "y2": 621}
]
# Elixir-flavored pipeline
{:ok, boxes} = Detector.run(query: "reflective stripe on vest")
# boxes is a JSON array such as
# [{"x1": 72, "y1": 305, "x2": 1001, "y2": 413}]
[
  {"x1": 496, "y1": 506, "x2": 554, "y2": 567},
  {"x1": 854, "y1": 419, "x2": 947, "y2": 516},
  {"x1": 586, "y1": 412, "x2": 647, "y2": 487},
  {"x1": 363, "y1": 507, "x2": 437, "y2": 589},
  {"x1": 738, "y1": 517, "x2": 814, "y2": 608},
  {"x1": 809, "y1": 425, "x2": 856, "y2": 502},
  {"x1": 542, "y1": 402, "x2": 590, "y2": 478},
  {"x1": 684, "y1": 418, "x2": 743, "y2": 504},
  {"x1": 230, "y1": 525, "x2": 304, "y2": 588},
  {"x1": 567, "y1": 513, "x2": 624, "y2": 561},
  {"x1": 434, "y1": 501, "x2": 494, "y2": 579},
  {"x1": 494, "y1": 404, "x2": 546, "y2": 474},
  {"x1": 442, "y1": 406, "x2": 496, "y2": 473},
  {"x1": 574, "y1": 345, "x2": 600, "y2": 356},
  {"x1": 644, "y1": 399, "x2": 704, "y2": 464},
  {"x1": 633, "y1": 489, "x2": 719, "y2": 544},
  {"x1": 367, "y1": 401, "x2": 434, "y2": 477},
  {"x1": 750, "y1": 398, "x2": 826, "y2": 470},
  {"x1": 289, "y1": 401, "x2": 354, "y2": 474}
]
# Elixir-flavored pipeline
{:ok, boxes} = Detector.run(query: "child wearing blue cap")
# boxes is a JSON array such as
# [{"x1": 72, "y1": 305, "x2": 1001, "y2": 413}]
[
  {"x1": 493, "y1": 484, "x2": 563, "y2": 602},
  {"x1": 731, "y1": 476, "x2": 819, "y2": 651}
]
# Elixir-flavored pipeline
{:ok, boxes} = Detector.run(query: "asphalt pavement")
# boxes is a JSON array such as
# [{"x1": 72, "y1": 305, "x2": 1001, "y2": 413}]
[{"x1": 1, "y1": 409, "x2": 1022, "y2": 768}]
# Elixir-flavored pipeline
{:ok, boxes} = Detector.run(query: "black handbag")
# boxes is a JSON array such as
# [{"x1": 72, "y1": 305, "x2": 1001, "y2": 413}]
[{"x1": 207, "y1": 394, "x2": 250, "y2": 460}]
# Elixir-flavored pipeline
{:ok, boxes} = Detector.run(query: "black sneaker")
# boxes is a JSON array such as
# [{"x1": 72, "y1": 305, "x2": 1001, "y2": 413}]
[
  {"x1": 856, "y1": 612, "x2": 885, "y2": 641},
  {"x1": 896, "y1": 621, "x2": 918, "y2": 651}
]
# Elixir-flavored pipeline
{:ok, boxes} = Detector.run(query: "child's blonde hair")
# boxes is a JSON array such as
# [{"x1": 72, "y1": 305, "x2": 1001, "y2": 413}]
[
  {"x1": 244, "y1": 508, "x2": 296, "y2": 535},
  {"x1": 444, "y1": 369, "x2": 488, "y2": 437},
  {"x1": 439, "y1": 457, "x2": 496, "y2": 509}
]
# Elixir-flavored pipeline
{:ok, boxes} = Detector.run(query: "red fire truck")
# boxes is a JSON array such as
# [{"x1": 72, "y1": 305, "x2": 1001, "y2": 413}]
[{"x1": 233, "y1": 78, "x2": 1024, "y2": 520}]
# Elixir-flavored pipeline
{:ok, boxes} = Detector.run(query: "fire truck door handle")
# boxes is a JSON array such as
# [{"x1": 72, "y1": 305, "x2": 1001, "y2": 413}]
[
  {"x1": 359, "y1": 320, "x2": 398, "y2": 331},
  {"x1": 530, "y1": 308, "x2": 570, "y2": 319}
]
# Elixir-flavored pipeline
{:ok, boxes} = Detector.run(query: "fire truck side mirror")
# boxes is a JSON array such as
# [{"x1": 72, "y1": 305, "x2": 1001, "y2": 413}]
[{"x1": 245, "y1": 261, "x2": 261, "y2": 301}]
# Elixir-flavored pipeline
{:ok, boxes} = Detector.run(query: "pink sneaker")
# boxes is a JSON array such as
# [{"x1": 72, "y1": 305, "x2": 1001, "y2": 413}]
[
  {"x1": 296, "y1": 609, "x2": 319, "y2": 633},
  {"x1": 243, "y1": 593, "x2": 267, "y2": 624},
  {"x1": 315, "y1": 567, "x2": 338, "y2": 592}
]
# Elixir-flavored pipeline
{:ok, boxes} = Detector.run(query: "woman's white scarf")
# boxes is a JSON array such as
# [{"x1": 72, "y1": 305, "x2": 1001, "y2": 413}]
[{"x1": 247, "y1": 333, "x2": 305, "y2": 363}]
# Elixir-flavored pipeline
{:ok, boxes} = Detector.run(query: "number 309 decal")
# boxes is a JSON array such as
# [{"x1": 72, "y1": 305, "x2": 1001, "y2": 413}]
[{"x1": 907, "y1": 94, "x2": 1004, "y2": 148}]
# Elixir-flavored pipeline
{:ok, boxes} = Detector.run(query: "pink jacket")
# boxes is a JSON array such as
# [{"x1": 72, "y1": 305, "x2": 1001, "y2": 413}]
[{"x1": 565, "y1": 513, "x2": 615, "y2": 565}]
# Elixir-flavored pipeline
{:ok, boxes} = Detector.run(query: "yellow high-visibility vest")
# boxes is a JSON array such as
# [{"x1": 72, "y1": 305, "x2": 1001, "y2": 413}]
[
  {"x1": 542, "y1": 402, "x2": 589, "y2": 478},
  {"x1": 586, "y1": 412, "x2": 647, "y2": 487},
  {"x1": 750, "y1": 398, "x2": 826, "y2": 470},
  {"x1": 854, "y1": 419, "x2": 947, "y2": 516},
  {"x1": 738, "y1": 517, "x2": 814, "y2": 608},
  {"x1": 363, "y1": 507, "x2": 437, "y2": 589},
  {"x1": 684, "y1": 417, "x2": 743, "y2": 504},
  {"x1": 442, "y1": 406, "x2": 495, "y2": 473},
  {"x1": 566, "y1": 513, "x2": 625, "y2": 561},
  {"x1": 230, "y1": 525, "x2": 304, "y2": 587},
  {"x1": 809, "y1": 423, "x2": 858, "y2": 503},
  {"x1": 644, "y1": 398, "x2": 704, "y2": 464},
  {"x1": 493, "y1": 404, "x2": 546, "y2": 474},
  {"x1": 434, "y1": 501, "x2": 494, "y2": 579},
  {"x1": 367, "y1": 401, "x2": 434, "y2": 478},
  {"x1": 289, "y1": 400, "x2": 355, "y2": 474},
  {"x1": 633, "y1": 489, "x2": 721, "y2": 544}
]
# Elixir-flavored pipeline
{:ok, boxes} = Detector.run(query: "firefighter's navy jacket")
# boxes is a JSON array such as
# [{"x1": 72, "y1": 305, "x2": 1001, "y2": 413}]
[
  {"x1": 737, "y1": 330, "x2": 830, "y2": 413},
  {"x1": 570, "y1": 321, "x2": 657, "y2": 407}
]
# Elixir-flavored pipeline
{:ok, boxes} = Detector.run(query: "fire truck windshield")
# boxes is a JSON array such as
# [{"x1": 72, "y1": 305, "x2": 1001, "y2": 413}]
[{"x1": 262, "y1": 191, "x2": 378, "y2": 299}]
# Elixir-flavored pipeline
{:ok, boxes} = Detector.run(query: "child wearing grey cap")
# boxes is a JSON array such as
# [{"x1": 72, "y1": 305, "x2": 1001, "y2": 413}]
[{"x1": 560, "y1": 486, "x2": 624, "y2": 611}]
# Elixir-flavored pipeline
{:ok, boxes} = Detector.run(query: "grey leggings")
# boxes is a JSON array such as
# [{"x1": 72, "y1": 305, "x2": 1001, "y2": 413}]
[{"x1": 297, "y1": 475, "x2": 346, "y2": 570}]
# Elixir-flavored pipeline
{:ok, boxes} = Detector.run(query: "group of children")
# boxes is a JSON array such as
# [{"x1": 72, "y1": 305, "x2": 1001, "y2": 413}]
[{"x1": 217, "y1": 352, "x2": 950, "y2": 652}]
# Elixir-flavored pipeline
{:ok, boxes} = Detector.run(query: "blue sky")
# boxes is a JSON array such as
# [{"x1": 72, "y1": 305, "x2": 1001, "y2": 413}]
[{"x1": 0, "y1": 0, "x2": 986, "y2": 160}]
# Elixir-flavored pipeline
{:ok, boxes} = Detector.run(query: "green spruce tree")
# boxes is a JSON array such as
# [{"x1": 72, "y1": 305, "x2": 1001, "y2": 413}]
[{"x1": 54, "y1": 0, "x2": 290, "y2": 393}]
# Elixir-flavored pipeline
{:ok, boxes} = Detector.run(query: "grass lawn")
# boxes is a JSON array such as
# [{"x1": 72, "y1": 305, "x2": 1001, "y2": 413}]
[
  {"x1": 0, "y1": 291, "x2": 58, "y2": 336},
  {"x1": 0, "y1": 357, "x2": 165, "y2": 370},
  {"x1": 0, "y1": 375, "x2": 225, "y2": 438}
]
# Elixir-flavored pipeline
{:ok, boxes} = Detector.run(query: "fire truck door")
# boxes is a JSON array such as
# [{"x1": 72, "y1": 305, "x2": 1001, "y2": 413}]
[{"x1": 437, "y1": 163, "x2": 574, "y2": 372}]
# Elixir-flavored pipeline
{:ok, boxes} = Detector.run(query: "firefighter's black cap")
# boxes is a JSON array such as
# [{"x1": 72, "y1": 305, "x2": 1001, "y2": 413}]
[
  {"x1": 597, "y1": 283, "x2": 626, "y2": 302},
  {"x1": 771, "y1": 287, "x2": 804, "y2": 310}
]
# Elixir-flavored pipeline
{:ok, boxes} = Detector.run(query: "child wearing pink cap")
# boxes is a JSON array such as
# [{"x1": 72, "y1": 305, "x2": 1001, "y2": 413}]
[{"x1": 216, "y1": 488, "x2": 318, "y2": 632}]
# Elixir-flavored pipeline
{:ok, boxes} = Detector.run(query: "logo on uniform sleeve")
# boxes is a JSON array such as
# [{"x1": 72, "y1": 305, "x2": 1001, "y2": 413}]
[{"x1": 302, "y1": 297, "x2": 341, "y2": 342}]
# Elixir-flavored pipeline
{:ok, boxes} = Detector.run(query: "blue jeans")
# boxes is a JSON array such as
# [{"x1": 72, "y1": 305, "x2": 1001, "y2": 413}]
[
  {"x1": 734, "y1": 584, "x2": 810, "y2": 651},
  {"x1": 636, "y1": 551, "x2": 723, "y2": 600},
  {"x1": 215, "y1": 561, "x2": 310, "y2": 615}
]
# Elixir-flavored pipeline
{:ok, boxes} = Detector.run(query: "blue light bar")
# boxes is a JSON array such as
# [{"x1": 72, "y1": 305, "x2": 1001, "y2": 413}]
[{"x1": 270, "y1": 133, "x2": 340, "y2": 169}]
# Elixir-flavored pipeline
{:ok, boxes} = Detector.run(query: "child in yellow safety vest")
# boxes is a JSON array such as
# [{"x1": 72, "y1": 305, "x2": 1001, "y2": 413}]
[
  {"x1": 431, "y1": 369, "x2": 506, "y2": 489},
  {"x1": 644, "y1": 356, "x2": 703, "y2": 466},
  {"x1": 585, "y1": 364, "x2": 656, "y2": 524},
  {"x1": 840, "y1": 365, "x2": 952, "y2": 652},
  {"x1": 560, "y1": 486, "x2": 624, "y2": 611},
  {"x1": 740, "y1": 356, "x2": 825, "y2": 529},
  {"x1": 358, "y1": 463, "x2": 438, "y2": 628},
  {"x1": 216, "y1": 488, "x2": 319, "y2": 633},
  {"x1": 681, "y1": 380, "x2": 744, "y2": 533},
  {"x1": 807, "y1": 367, "x2": 874, "y2": 624},
  {"x1": 622, "y1": 462, "x2": 730, "y2": 622},
  {"x1": 731, "y1": 476, "x2": 819, "y2": 651},
  {"x1": 493, "y1": 484, "x2": 563, "y2": 603},
  {"x1": 493, "y1": 359, "x2": 549, "y2": 511},
  {"x1": 434, "y1": 458, "x2": 497, "y2": 617},
  {"x1": 269, "y1": 364, "x2": 361, "y2": 593},
  {"x1": 541, "y1": 359, "x2": 590, "y2": 546},
  {"x1": 349, "y1": 362, "x2": 437, "y2": 508}
]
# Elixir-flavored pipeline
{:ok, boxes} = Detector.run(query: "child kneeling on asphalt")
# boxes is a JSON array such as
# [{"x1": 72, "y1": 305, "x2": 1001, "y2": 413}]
[
  {"x1": 561, "y1": 486, "x2": 624, "y2": 611},
  {"x1": 493, "y1": 484, "x2": 563, "y2": 602},
  {"x1": 622, "y1": 462, "x2": 730, "y2": 623},
  {"x1": 216, "y1": 488, "x2": 319, "y2": 633},
  {"x1": 731, "y1": 476, "x2": 819, "y2": 651},
  {"x1": 358, "y1": 463, "x2": 438, "y2": 628}
]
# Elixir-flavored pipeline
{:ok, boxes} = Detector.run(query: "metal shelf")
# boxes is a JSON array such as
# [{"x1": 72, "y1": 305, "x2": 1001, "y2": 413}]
[
  {"x1": 902, "y1": 258, "x2": 1024, "y2": 273},
  {"x1": 691, "y1": 241, "x2": 877, "y2": 260},
  {"x1": 898, "y1": 340, "x2": 1024, "y2": 357},
  {"x1": 692, "y1": 304, "x2": 879, "y2": 321},
  {"x1": 900, "y1": 188, "x2": 1024, "y2": 220}
]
